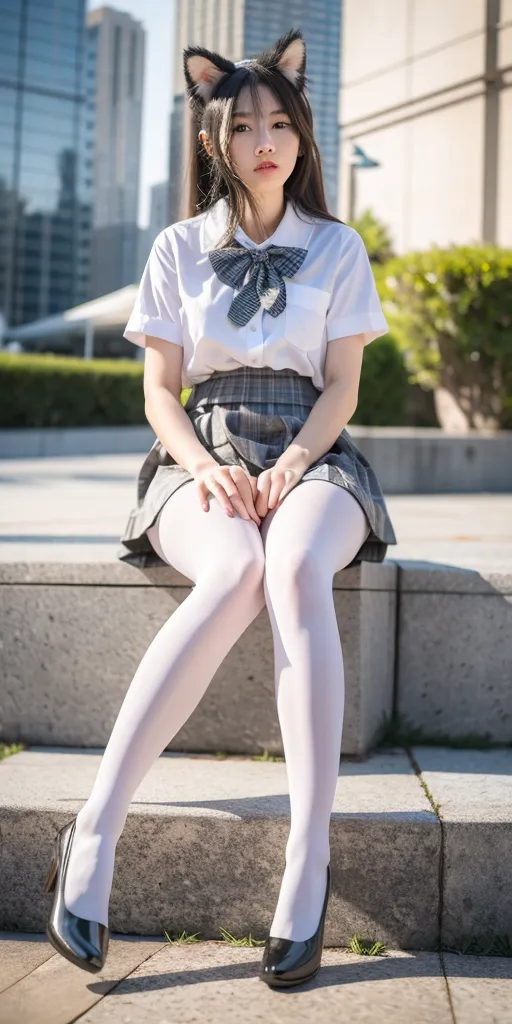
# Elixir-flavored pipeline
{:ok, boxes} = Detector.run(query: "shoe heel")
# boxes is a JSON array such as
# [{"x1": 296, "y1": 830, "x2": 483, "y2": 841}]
[{"x1": 43, "y1": 854, "x2": 58, "y2": 894}]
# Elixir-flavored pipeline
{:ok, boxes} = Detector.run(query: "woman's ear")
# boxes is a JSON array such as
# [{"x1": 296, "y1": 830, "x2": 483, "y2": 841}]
[
  {"x1": 184, "y1": 45, "x2": 235, "y2": 105},
  {"x1": 199, "y1": 130, "x2": 213, "y2": 158}
]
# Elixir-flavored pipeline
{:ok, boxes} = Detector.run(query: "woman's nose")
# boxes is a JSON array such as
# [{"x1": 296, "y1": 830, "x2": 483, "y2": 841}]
[
  {"x1": 254, "y1": 126, "x2": 274, "y2": 149},
  {"x1": 255, "y1": 136, "x2": 275, "y2": 152}
]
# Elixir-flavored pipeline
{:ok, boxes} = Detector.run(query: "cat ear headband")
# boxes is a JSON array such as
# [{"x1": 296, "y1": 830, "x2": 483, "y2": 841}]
[{"x1": 183, "y1": 27, "x2": 307, "y2": 108}]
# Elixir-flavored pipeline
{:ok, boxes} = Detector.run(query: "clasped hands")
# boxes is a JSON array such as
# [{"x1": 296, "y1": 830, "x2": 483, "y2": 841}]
[{"x1": 194, "y1": 449, "x2": 309, "y2": 526}]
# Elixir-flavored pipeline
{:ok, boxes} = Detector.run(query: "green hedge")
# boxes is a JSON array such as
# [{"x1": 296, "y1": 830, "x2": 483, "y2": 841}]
[
  {"x1": 379, "y1": 244, "x2": 512, "y2": 429},
  {"x1": 0, "y1": 335, "x2": 414, "y2": 429},
  {"x1": 351, "y1": 333, "x2": 409, "y2": 426},
  {"x1": 0, "y1": 353, "x2": 147, "y2": 428}
]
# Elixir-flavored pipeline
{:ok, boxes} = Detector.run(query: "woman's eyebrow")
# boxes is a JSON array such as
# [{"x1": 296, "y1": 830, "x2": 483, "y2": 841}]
[{"x1": 233, "y1": 108, "x2": 287, "y2": 117}]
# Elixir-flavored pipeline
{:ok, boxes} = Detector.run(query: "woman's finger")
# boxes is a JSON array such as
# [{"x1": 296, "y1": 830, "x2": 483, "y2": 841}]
[
  {"x1": 229, "y1": 467, "x2": 261, "y2": 524},
  {"x1": 255, "y1": 471, "x2": 272, "y2": 517},
  {"x1": 196, "y1": 480, "x2": 211, "y2": 511},
  {"x1": 266, "y1": 471, "x2": 285, "y2": 510},
  {"x1": 203, "y1": 476, "x2": 235, "y2": 516},
  {"x1": 205, "y1": 468, "x2": 260, "y2": 523},
  {"x1": 220, "y1": 466, "x2": 260, "y2": 524},
  {"x1": 269, "y1": 469, "x2": 295, "y2": 508}
]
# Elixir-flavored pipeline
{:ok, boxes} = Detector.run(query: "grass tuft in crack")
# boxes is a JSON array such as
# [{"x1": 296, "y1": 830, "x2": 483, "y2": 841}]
[{"x1": 348, "y1": 935, "x2": 388, "y2": 956}]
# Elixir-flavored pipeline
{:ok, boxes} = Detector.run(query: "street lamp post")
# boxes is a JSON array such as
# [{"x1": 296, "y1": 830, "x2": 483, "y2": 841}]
[{"x1": 84, "y1": 319, "x2": 95, "y2": 360}]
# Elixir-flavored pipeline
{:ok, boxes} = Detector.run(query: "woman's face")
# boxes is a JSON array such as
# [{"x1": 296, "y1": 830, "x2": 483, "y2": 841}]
[{"x1": 227, "y1": 83, "x2": 301, "y2": 193}]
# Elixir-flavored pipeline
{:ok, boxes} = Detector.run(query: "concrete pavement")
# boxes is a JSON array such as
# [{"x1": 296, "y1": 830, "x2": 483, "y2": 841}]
[
  {"x1": 1, "y1": 931, "x2": 512, "y2": 1023},
  {"x1": 1, "y1": 451, "x2": 511, "y2": 568}
]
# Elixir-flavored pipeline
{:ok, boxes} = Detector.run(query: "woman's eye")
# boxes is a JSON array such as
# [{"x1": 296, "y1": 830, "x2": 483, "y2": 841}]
[{"x1": 233, "y1": 122, "x2": 290, "y2": 132}]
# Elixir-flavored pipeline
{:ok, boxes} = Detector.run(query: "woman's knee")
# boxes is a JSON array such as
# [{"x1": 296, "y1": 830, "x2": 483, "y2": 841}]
[
  {"x1": 265, "y1": 544, "x2": 326, "y2": 596},
  {"x1": 210, "y1": 543, "x2": 266, "y2": 593}
]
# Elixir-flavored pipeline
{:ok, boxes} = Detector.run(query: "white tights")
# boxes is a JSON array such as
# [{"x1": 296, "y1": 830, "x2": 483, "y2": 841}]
[{"x1": 63, "y1": 478, "x2": 370, "y2": 941}]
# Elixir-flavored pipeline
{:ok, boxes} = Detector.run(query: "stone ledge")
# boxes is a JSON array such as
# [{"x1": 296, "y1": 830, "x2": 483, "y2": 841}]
[
  {"x1": 1, "y1": 425, "x2": 511, "y2": 492},
  {"x1": 0, "y1": 561, "x2": 396, "y2": 757},
  {"x1": 0, "y1": 747, "x2": 438, "y2": 949},
  {"x1": 0, "y1": 558, "x2": 397, "y2": 590},
  {"x1": 412, "y1": 747, "x2": 512, "y2": 946},
  {"x1": 394, "y1": 560, "x2": 512, "y2": 595},
  {"x1": 397, "y1": 566, "x2": 512, "y2": 743}
]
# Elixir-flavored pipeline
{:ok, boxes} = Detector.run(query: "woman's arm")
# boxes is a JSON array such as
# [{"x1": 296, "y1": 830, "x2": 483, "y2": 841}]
[
  {"x1": 275, "y1": 333, "x2": 365, "y2": 473},
  {"x1": 143, "y1": 335, "x2": 217, "y2": 475}
]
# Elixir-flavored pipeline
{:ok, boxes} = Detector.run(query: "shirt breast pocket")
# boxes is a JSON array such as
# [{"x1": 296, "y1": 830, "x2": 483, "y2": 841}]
[{"x1": 284, "y1": 281, "x2": 331, "y2": 351}]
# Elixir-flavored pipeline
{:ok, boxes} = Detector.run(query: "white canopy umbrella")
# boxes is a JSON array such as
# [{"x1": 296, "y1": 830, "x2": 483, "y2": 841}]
[{"x1": 5, "y1": 284, "x2": 138, "y2": 358}]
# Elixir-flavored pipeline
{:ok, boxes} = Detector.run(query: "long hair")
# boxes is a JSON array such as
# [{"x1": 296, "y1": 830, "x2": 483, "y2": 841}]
[{"x1": 182, "y1": 28, "x2": 344, "y2": 249}]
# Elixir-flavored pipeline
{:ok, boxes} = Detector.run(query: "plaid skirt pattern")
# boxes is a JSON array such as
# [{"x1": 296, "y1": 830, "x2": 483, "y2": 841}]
[{"x1": 117, "y1": 365, "x2": 397, "y2": 569}]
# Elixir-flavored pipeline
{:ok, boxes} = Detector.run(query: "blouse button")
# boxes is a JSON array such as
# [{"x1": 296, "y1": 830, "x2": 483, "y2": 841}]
[{"x1": 250, "y1": 325, "x2": 257, "y2": 332}]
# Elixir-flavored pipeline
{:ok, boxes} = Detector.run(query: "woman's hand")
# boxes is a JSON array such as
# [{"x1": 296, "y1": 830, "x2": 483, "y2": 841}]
[
  {"x1": 254, "y1": 458, "x2": 309, "y2": 518},
  {"x1": 193, "y1": 460, "x2": 261, "y2": 525}
]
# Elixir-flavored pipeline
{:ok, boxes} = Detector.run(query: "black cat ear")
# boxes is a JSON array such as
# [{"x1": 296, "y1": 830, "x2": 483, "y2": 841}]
[
  {"x1": 260, "y1": 28, "x2": 307, "y2": 92},
  {"x1": 183, "y1": 29, "x2": 307, "y2": 109},
  {"x1": 183, "y1": 44, "x2": 236, "y2": 105}
]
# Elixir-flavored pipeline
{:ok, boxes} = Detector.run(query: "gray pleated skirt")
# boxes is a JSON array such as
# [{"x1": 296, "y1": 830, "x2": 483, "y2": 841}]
[{"x1": 117, "y1": 365, "x2": 397, "y2": 569}]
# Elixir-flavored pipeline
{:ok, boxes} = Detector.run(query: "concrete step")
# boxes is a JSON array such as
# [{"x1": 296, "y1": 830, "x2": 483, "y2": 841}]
[
  {"x1": 0, "y1": 559, "x2": 397, "y2": 758},
  {"x1": 395, "y1": 562, "x2": 512, "y2": 744},
  {"x1": 2, "y1": 559, "x2": 511, "y2": 754},
  {"x1": 1, "y1": 745, "x2": 511, "y2": 950}
]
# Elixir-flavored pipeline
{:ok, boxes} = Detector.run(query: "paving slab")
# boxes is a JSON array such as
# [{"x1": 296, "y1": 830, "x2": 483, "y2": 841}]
[
  {"x1": 442, "y1": 952, "x2": 512, "y2": 1023},
  {"x1": 412, "y1": 747, "x2": 512, "y2": 946},
  {"x1": 0, "y1": 932, "x2": 56, "y2": 992},
  {"x1": 0, "y1": 747, "x2": 439, "y2": 948},
  {"x1": 0, "y1": 934, "x2": 452, "y2": 1024},
  {"x1": 0, "y1": 936, "x2": 166, "y2": 1024},
  {"x1": 4, "y1": 932, "x2": 512, "y2": 1024},
  {"x1": 76, "y1": 945, "x2": 452, "y2": 1024}
]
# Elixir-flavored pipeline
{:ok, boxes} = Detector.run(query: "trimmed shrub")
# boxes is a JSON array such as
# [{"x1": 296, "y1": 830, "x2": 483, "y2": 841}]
[
  {"x1": 352, "y1": 333, "x2": 410, "y2": 426},
  {"x1": 347, "y1": 208, "x2": 395, "y2": 264},
  {"x1": 0, "y1": 336, "x2": 412, "y2": 429},
  {"x1": 0, "y1": 353, "x2": 147, "y2": 428},
  {"x1": 379, "y1": 244, "x2": 512, "y2": 429}
]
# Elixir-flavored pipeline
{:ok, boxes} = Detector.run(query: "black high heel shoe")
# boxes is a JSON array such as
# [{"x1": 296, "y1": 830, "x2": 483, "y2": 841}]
[
  {"x1": 43, "y1": 817, "x2": 110, "y2": 974},
  {"x1": 259, "y1": 862, "x2": 331, "y2": 987}
]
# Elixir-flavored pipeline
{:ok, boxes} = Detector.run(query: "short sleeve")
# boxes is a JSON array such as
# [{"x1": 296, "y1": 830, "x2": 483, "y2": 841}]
[
  {"x1": 123, "y1": 230, "x2": 183, "y2": 348},
  {"x1": 325, "y1": 228, "x2": 389, "y2": 345}
]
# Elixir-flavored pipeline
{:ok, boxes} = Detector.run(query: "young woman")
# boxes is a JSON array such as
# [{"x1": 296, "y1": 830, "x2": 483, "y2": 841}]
[{"x1": 44, "y1": 27, "x2": 397, "y2": 988}]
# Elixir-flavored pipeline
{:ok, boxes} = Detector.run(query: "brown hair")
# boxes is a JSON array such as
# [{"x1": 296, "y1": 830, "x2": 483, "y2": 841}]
[{"x1": 183, "y1": 34, "x2": 344, "y2": 249}]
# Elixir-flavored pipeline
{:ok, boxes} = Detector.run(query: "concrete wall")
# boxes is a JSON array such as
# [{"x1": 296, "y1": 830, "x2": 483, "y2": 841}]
[{"x1": 339, "y1": 0, "x2": 511, "y2": 250}]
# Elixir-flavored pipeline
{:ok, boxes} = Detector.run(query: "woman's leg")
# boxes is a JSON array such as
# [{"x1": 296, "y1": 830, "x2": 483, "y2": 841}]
[
  {"x1": 259, "y1": 481, "x2": 371, "y2": 941},
  {"x1": 63, "y1": 480, "x2": 266, "y2": 926}
]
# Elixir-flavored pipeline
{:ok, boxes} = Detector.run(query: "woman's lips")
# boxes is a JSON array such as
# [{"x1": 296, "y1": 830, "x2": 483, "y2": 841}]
[{"x1": 254, "y1": 165, "x2": 278, "y2": 173}]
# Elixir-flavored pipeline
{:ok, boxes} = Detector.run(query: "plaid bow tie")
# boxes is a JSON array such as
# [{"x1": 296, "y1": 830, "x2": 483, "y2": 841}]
[{"x1": 208, "y1": 239, "x2": 308, "y2": 327}]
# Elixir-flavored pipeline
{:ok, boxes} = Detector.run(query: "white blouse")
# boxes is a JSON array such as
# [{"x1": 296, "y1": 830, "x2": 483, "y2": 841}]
[{"x1": 123, "y1": 195, "x2": 389, "y2": 392}]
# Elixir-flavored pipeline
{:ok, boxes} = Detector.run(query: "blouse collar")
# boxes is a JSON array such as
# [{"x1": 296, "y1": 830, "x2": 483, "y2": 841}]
[{"x1": 200, "y1": 195, "x2": 318, "y2": 253}]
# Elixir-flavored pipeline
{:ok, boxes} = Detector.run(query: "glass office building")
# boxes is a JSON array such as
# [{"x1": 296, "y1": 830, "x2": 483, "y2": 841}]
[{"x1": 0, "y1": 0, "x2": 92, "y2": 329}]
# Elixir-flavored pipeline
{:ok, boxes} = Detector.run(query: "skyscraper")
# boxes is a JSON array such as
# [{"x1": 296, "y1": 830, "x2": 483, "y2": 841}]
[
  {"x1": 169, "y1": 1, "x2": 342, "y2": 223},
  {"x1": 0, "y1": 0, "x2": 92, "y2": 328},
  {"x1": 86, "y1": 5, "x2": 145, "y2": 298}
]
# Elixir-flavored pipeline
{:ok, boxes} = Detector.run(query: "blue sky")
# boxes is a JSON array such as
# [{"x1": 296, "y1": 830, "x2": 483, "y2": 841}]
[{"x1": 87, "y1": 0, "x2": 175, "y2": 227}]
